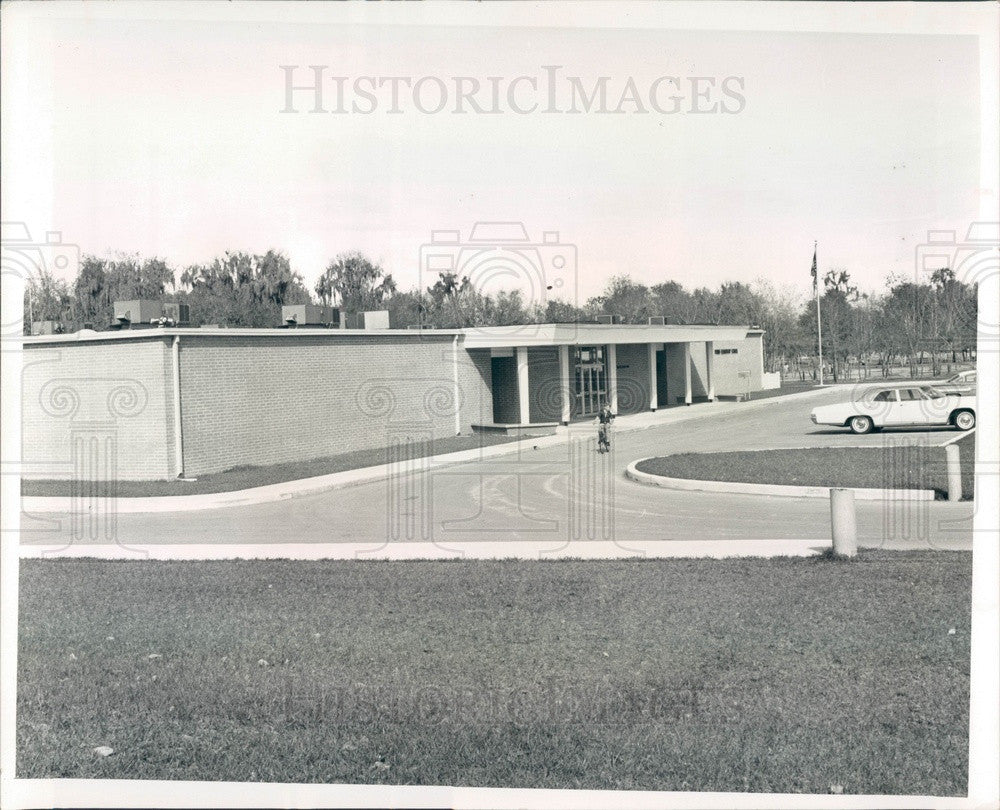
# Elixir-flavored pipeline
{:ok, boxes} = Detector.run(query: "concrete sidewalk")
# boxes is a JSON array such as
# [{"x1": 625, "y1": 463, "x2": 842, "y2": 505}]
[
  {"x1": 21, "y1": 385, "x2": 847, "y2": 515},
  {"x1": 20, "y1": 537, "x2": 832, "y2": 560}
]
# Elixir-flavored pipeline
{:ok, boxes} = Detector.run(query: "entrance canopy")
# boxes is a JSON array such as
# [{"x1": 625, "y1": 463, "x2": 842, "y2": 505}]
[{"x1": 465, "y1": 323, "x2": 763, "y2": 427}]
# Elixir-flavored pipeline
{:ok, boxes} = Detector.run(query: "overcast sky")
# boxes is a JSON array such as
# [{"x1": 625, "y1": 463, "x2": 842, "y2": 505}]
[{"x1": 1, "y1": 4, "x2": 992, "y2": 307}]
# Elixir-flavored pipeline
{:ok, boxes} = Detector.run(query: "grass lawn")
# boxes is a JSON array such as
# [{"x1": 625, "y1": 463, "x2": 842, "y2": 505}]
[
  {"x1": 20, "y1": 433, "x2": 527, "y2": 498},
  {"x1": 732, "y1": 380, "x2": 822, "y2": 402},
  {"x1": 18, "y1": 554, "x2": 970, "y2": 794},
  {"x1": 635, "y1": 432, "x2": 976, "y2": 500}
]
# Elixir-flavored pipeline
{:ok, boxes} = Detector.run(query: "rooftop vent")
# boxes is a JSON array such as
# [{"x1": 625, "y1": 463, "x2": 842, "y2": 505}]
[{"x1": 596, "y1": 314, "x2": 622, "y2": 325}]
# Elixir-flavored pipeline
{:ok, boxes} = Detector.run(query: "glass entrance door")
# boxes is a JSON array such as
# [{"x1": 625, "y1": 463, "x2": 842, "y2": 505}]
[{"x1": 574, "y1": 346, "x2": 607, "y2": 417}]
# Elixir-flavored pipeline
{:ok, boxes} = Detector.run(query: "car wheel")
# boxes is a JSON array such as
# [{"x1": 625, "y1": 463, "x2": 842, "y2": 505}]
[
  {"x1": 849, "y1": 415, "x2": 873, "y2": 434},
  {"x1": 953, "y1": 410, "x2": 976, "y2": 431}
]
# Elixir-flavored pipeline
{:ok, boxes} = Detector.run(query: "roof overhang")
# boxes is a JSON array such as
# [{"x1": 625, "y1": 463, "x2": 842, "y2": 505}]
[
  {"x1": 21, "y1": 327, "x2": 463, "y2": 346},
  {"x1": 459, "y1": 323, "x2": 759, "y2": 349}
]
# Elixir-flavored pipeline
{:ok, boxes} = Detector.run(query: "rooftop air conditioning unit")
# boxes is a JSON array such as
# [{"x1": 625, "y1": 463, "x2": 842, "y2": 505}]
[
  {"x1": 31, "y1": 320, "x2": 63, "y2": 336},
  {"x1": 282, "y1": 304, "x2": 336, "y2": 327},
  {"x1": 343, "y1": 310, "x2": 391, "y2": 330},
  {"x1": 162, "y1": 303, "x2": 190, "y2": 325},
  {"x1": 648, "y1": 316, "x2": 667, "y2": 325},
  {"x1": 113, "y1": 300, "x2": 164, "y2": 326},
  {"x1": 597, "y1": 314, "x2": 622, "y2": 325}
]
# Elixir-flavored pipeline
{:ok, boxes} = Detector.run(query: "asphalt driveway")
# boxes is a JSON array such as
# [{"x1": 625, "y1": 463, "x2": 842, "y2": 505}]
[{"x1": 20, "y1": 387, "x2": 975, "y2": 553}]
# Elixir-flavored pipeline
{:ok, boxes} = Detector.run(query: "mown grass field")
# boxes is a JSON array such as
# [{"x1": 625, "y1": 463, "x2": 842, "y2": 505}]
[
  {"x1": 636, "y1": 432, "x2": 976, "y2": 500},
  {"x1": 18, "y1": 554, "x2": 970, "y2": 794}
]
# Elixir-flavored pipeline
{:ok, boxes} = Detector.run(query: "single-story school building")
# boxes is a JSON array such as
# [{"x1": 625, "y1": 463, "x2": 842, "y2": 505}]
[{"x1": 21, "y1": 322, "x2": 777, "y2": 480}]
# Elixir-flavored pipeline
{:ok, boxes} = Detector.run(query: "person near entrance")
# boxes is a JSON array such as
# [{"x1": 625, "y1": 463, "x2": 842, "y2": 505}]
[{"x1": 596, "y1": 403, "x2": 615, "y2": 453}]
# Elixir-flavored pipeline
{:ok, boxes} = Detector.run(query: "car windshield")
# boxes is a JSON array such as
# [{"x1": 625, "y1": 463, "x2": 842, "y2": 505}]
[
  {"x1": 923, "y1": 386, "x2": 947, "y2": 398},
  {"x1": 946, "y1": 371, "x2": 975, "y2": 384}
]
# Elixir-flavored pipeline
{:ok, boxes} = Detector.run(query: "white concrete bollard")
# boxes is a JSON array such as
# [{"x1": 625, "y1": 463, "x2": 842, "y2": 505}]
[
  {"x1": 945, "y1": 444, "x2": 962, "y2": 503},
  {"x1": 830, "y1": 488, "x2": 857, "y2": 557}
]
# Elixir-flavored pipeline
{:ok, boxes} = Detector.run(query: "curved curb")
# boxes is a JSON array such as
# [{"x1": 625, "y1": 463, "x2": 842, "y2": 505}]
[
  {"x1": 19, "y1": 386, "x2": 854, "y2": 515},
  {"x1": 20, "y1": 433, "x2": 569, "y2": 515},
  {"x1": 624, "y1": 458, "x2": 936, "y2": 501}
]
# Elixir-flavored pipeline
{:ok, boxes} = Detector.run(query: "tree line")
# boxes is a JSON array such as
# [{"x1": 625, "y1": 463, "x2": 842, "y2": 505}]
[{"x1": 25, "y1": 249, "x2": 976, "y2": 379}]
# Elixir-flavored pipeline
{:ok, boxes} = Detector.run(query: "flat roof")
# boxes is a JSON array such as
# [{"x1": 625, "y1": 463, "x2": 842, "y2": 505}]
[
  {"x1": 459, "y1": 323, "x2": 759, "y2": 348},
  {"x1": 22, "y1": 323, "x2": 760, "y2": 347},
  {"x1": 20, "y1": 327, "x2": 461, "y2": 345}
]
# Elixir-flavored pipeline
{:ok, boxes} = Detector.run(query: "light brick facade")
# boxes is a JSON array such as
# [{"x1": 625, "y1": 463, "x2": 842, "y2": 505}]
[
  {"x1": 21, "y1": 324, "x2": 766, "y2": 481},
  {"x1": 178, "y1": 332, "x2": 491, "y2": 476},
  {"x1": 22, "y1": 337, "x2": 177, "y2": 480}
]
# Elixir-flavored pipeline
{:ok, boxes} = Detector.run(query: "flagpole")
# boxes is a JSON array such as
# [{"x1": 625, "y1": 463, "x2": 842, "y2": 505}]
[{"x1": 814, "y1": 241, "x2": 824, "y2": 386}]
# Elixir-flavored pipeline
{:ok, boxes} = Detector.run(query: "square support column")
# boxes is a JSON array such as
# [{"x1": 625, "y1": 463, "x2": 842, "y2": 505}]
[
  {"x1": 705, "y1": 341, "x2": 716, "y2": 401},
  {"x1": 683, "y1": 342, "x2": 692, "y2": 405},
  {"x1": 558, "y1": 345, "x2": 571, "y2": 424},
  {"x1": 648, "y1": 342, "x2": 658, "y2": 411},
  {"x1": 607, "y1": 343, "x2": 618, "y2": 413},
  {"x1": 516, "y1": 346, "x2": 531, "y2": 424}
]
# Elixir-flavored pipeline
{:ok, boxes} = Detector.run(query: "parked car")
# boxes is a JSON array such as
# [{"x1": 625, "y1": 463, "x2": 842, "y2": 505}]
[
  {"x1": 810, "y1": 385, "x2": 976, "y2": 434},
  {"x1": 935, "y1": 369, "x2": 976, "y2": 395}
]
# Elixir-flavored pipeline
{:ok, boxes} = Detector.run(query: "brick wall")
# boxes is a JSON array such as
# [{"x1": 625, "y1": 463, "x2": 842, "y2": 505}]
[
  {"x1": 178, "y1": 333, "x2": 492, "y2": 476},
  {"x1": 490, "y1": 355, "x2": 519, "y2": 423},
  {"x1": 690, "y1": 342, "x2": 710, "y2": 398},
  {"x1": 22, "y1": 338, "x2": 175, "y2": 480},
  {"x1": 527, "y1": 346, "x2": 561, "y2": 422},
  {"x1": 697, "y1": 336, "x2": 764, "y2": 397},
  {"x1": 21, "y1": 331, "x2": 764, "y2": 481},
  {"x1": 464, "y1": 349, "x2": 494, "y2": 425},
  {"x1": 613, "y1": 343, "x2": 651, "y2": 414},
  {"x1": 663, "y1": 343, "x2": 689, "y2": 404}
]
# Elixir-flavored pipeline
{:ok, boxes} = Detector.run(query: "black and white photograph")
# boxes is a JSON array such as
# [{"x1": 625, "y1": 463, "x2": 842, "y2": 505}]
[{"x1": 1, "y1": 2, "x2": 998, "y2": 808}]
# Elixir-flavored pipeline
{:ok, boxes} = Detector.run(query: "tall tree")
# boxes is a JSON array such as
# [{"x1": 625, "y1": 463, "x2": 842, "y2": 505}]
[
  {"x1": 23, "y1": 268, "x2": 72, "y2": 332},
  {"x1": 930, "y1": 267, "x2": 977, "y2": 371},
  {"x1": 588, "y1": 275, "x2": 653, "y2": 323},
  {"x1": 180, "y1": 250, "x2": 310, "y2": 327},
  {"x1": 537, "y1": 298, "x2": 587, "y2": 323},
  {"x1": 881, "y1": 276, "x2": 933, "y2": 377},
  {"x1": 72, "y1": 253, "x2": 175, "y2": 326},
  {"x1": 650, "y1": 281, "x2": 697, "y2": 324},
  {"x1": 315, "y1": 252, "x2": 396, "y2": 312},
  {"x1": 750, "y1": 279, "x2": 806, "y2": 373}
]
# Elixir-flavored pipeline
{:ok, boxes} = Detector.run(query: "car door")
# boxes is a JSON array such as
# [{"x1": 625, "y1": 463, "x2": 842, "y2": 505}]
[
  {"x1": 870, "y1": 388, "x2": 900, "y2": 426},
  {"x1": 888, "y1": 388, "x2": 927, "y2": 426}
]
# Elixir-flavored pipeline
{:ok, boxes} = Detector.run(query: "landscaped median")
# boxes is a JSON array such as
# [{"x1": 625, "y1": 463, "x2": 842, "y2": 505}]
[{"x1": 628, "y1": 433, "x2": 975, "y2": 501}]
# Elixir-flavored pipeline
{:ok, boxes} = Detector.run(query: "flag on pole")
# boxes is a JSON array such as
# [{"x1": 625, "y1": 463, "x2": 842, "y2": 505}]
[{"x1": 810, "y1": 243, "x2": 818, "y2": 293}]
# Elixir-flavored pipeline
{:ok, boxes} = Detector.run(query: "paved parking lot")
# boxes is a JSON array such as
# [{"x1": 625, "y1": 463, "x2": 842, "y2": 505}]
[{"x1": 21, "y1": 387, "x2": 975, "y2": 553}]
